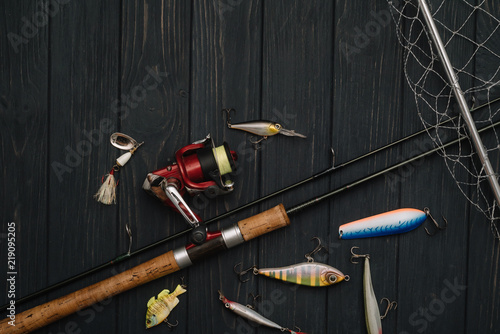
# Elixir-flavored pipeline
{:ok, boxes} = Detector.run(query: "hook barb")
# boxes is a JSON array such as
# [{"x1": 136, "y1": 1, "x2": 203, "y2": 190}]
[
  {"x1": 380, "y1": 297, "x2": 398, "y2": 319},
  {"x1": 223, "y1": 108, "x2": 236, "y2": 128},
  {"x1": 423, "y1": 207, "x2": 448, "y2": 236},
  {"x1": 304, "y1": 237, "x2": 327, "y2": 262},
  {"x1": 125, "y1": 224, "x2": 132, "y2": 255},
  {"x1": 179, "y1": 276, "x2": 187, "y2": 289},
  {"x1": 330, "y1": 148, "x2": 336, "y2": 169},
  {"x1": 249, "y1": 136, "x2": 267, "y2": 150},
  {"x1": 246, "y1": 293, "x2": 261, "y2": 309},
  {"x1": 164, "y1": 318, "x2": 179, "y2": 329},
  {"x1": 233, "y1": 263, "x2": 257, "y2": 283},
  {"x1": 350, "y1": 246, "x2": 369, "y2": 264}
]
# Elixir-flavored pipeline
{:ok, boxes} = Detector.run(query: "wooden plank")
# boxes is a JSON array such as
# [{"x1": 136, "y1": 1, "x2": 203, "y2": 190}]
[
  {"x1": 259, "y1": 1, "x2": 335, "y2": 333},
  {"x1": 331, "y1": 1, "x2": 404, "y2": 333},
  {"x1": 116, "y1": 1, "x2": 193, "y2": 333},
  {"x1": 0, "y1": 0, "x2": 49, "y2": 324},
  {"x1": 395, "y1": 1, "x2": 473, "y2": 333},
  {"x1": 43, "y1": 1, "x2": 121, "y2": 332},
  {"x1": 466, "y1": 0, "x2": 500, "y2": 332},
  {"x1": 188, "y1": 1, "x2": 264, "y2": 333},
  {"x1": 3, "y1": 1, "x2": 500, "y2": 333}
]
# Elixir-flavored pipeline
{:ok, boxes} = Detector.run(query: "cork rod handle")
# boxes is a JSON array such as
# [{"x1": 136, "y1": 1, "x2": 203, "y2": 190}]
[
  {"x1": 237, "y1": 204, "x2": 290, "y2": 241},
  {"x1": 0, "y1": 250, "x2": 180, "y2": 333},
  {"x1": 0, "y1": 204, "x2": 291, "y2": 333}
]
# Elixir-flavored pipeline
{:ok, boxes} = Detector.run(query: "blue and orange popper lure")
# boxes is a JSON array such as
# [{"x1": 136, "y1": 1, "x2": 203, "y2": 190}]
[{"x1": 338, "y1": 208, "x2": 447, "y2": 239}]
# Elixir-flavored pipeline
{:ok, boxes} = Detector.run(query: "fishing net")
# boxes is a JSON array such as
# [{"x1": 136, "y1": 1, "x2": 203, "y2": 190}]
[{"x1": 386, "y1": 0, "x2": 500, "y2": 238}]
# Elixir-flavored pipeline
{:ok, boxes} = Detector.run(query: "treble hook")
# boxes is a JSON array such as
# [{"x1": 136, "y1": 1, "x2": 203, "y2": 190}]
[
  {"x1": 304, "y1": 237, "x2": 327, "y2": 262},
  {"x1": 249, "y1": 135, "x2": 266, "y2": 150},
  {"x1": 224, "y1": 108, "x2": 236, "y2": 128},
  {"x1": 423, "y1": 207, "x2": 448, "y2": 236},
  {"x1": 380, "y1": 298, "x2": 398, "y2": 319},
  {"x1": 350, "y1": 246, "x2": 370, "y2": 264},
  {"x1": 233, "y1": 263, "x2": 257, "y2": 283},
  {"x1": 283, "y1": 325, "x2": 304, "y2": 333},
  {"x1": 246, "y1": 293, "x2": 261, "y2": 310},
  {"x1": 179, "y1": 276, "x2": 187, "y2": 289}
]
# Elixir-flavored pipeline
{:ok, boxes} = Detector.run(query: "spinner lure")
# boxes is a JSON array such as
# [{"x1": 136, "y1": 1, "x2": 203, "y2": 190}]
[{"x1": 94, "y1": 133, "x2": 143, "y2": 205}]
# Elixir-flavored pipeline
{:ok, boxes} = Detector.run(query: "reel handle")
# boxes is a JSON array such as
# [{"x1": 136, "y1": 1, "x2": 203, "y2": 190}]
[{"x1": 164, "y1": 184, "x2": 201, "y2": 228}]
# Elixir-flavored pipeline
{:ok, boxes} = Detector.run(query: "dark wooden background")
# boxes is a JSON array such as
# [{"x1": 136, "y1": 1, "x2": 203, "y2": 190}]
[{"x1": 1, "y1": 0, "x2": 500, "y2": 333}]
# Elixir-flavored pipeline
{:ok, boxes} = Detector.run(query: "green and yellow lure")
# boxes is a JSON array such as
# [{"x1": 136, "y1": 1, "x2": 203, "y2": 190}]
[
  {"x1": 236, "y1": 238, "x2": 349, "y2": 287},
  {"x1": 253, "y1": 262, "x2": 348, "y2": 287}
]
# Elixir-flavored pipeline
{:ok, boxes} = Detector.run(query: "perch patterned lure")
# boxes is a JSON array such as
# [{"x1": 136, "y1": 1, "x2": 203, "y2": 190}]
[
  {"x1": 338, "y1": 208, "x2": 442, "y2": 239},
  {"x1": 145, "y1": 284, "x2": 186, "y2": 329},
  {"x1": 236, "y1": 237, "x2": 349, "y2": 287},
  {"x1": 218, "y1": 291, "x2": 307, "y2": 334},
  {"x1": 225, "y1": 108, "x2": 306, "y2": 145}
]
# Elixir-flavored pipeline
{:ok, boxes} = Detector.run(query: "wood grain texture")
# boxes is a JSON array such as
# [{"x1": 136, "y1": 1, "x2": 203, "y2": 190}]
[
  {"x1": 117, "y1": 2, "x2": 192, "y2": 333},
  {"x1": 187, "y1": 1, "x2": 264, "y2": 334},
  {"x1": 237, "y1": 204, "x2": 289, "y2": 241},
  {"x1": 331, "y1": 0, "x2": 404, "y2": 333},
  {"x1": 466, "y1": 1, "x2": 500, "y2": 332},
  {"x1": 0, "y1": 250, "x2": 180, "y2": 333},
  {"x1": 1, "y1": 0, "x2": 500, "y2": 333},
  {"x1": 0, "y1": 0, "x2": 49, "y2": 325},
  {"x1": 42, "y1": 1, "x2": 122, "y2": 333},
  {"x1": 396, "y1": 1, "x2": 474, "y2": 334}
]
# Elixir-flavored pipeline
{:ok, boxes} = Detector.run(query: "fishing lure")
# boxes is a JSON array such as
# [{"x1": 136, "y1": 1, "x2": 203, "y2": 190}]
[
  {"x1": 236, "y1": 237, "x2": 349, "y2": 287},
  {"x1": 350, "y1": 247, "x2": 397, "y2": 334},
  {"x1": 218, "y1": 291, "x2": 307, "y2": 334},
  {"x1": 94, "y1": 132, "x2": 144, "y2": 205},
  {"x1": 338, "y1": 208, "x2": 447, "y2": 239},
  {"x1": 225, "y1": 108, "x2": 306, "y2": 145},
  {"x1": 145, "y1": 284, "x2": 186, "y2": 329}
]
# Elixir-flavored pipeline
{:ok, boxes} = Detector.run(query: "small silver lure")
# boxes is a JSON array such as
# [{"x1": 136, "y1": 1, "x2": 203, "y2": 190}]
[
  {"x1": 225, "y1": 108, "x2": 306, "y2": 145},
  {"x1": 218, "y1": 291, "x2": 306, "y2": 334}
]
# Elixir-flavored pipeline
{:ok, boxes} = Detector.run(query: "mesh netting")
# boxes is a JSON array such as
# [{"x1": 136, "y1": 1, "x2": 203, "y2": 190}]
[{"x1": 386, "y1": 0, "x2": 500, "y2": 238}]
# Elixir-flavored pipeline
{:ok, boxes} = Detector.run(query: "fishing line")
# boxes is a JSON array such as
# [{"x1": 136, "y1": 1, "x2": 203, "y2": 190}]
[
  {"x1": 213, "y1": 145, "x2": 233, "y2": 175},
  {"x1": 2, "y1": 100, "x2": 499, "y2": 312}
]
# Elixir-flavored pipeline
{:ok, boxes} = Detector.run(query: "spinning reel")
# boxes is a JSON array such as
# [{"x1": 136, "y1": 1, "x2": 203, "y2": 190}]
[{"x1": 143, "y1": 134, "x2": 237, "y2": 244}]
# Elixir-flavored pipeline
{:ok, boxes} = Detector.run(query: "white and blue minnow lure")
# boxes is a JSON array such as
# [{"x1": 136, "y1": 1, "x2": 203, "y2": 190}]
[{"x1": 338, "y1": 208, "x2": 429, "y2": 239}]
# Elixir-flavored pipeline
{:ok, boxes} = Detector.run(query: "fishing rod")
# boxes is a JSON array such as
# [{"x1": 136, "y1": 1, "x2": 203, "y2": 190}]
[
  {"x1": 2, "y1": 98, "x2": 498, "y2": 313},
  {"x1": 2, "y1": 116, "x2": 500, "y2": 333}
]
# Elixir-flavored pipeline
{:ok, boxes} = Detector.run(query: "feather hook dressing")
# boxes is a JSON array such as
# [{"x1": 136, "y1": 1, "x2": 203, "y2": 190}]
[{"x1": 94, "y1": 133, "x2": 144, "y2": 205}]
